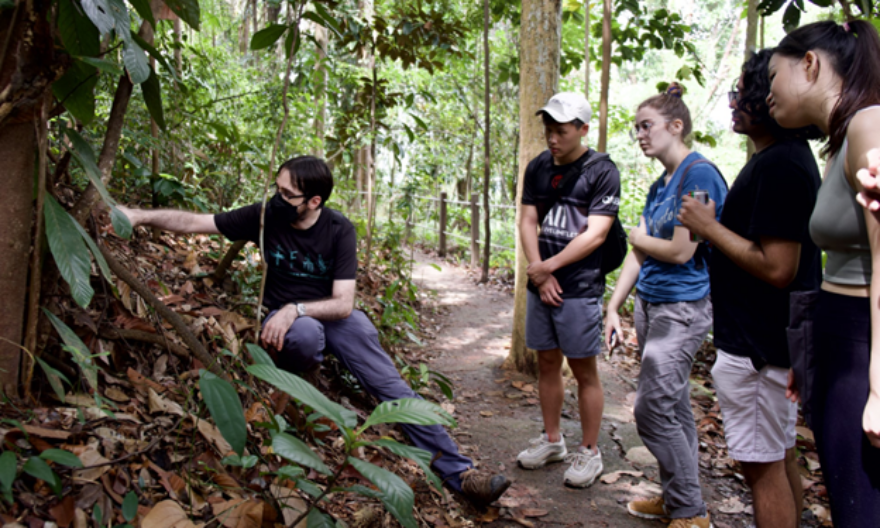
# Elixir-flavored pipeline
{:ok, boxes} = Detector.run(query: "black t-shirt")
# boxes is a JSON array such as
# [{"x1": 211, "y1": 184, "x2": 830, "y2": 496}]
[
  {"x1": 214, "y1": 204, "x2": 358, "y2": 310},
  {"x1": 711, "y1": 140, "x2": 822, "y2": 368},
  {"x1": 521, "y1": 149, "x2": 621, "y2": 298}
]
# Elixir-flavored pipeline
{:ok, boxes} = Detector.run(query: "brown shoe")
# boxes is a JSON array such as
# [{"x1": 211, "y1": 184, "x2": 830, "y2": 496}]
[
  {"x1": 668, "y1": 512, "x2": 712, "y2": 528},
  {"x1": 460, "y1": 469, "x2": 511, "y2": 506},
  {"x1": 627, "y1": 496, "x2": 668, "y2": 521}
]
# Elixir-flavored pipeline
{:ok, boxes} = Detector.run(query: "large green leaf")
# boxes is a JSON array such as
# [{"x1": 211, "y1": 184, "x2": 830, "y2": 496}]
[
  {"x1": 0, "y1": 451, "x2": 16, "y2": 503},
  {"x1": 370, "y1": 439, "x2": 442, "y2": 493},
  {"x1": 70, "y1": 219, "x2": 113, "y2": 283},
  {"x1": 81, "y1": 0, "x2": 115, "y2": 35},
  {"x1": 163, "y1": 0, "x2": 200, "y2": 30},
  {"x1": 52, "y1": 61, "x2": 98, "y2": 125},
  {"x1": 123, "y1": 39, "x2": 150, "y2": 84},
  {"x1": 106, "y1": 0, "x2": 132, "y2": 45},
  {"x1": 35, "y1": 356, "x2": 71, "y2": 402},
  {"x1": 78, "y1": 56, "x2": 123, "y2": 76},
  {"x1": 58, "y1": 0, "x2": 100, "y2": 57},
  {"x1": 40, "y1": 449, "x2": 83, "y2": 468},
  {"x1": 271, "y1": 433, "x2": 331, "y2": 475},
  {"x1": 22, "y1": 457, "x2": 61, "y2": 497},
  {"x1": 126, "y1": 0, "x2": 155, "y2": 28},
  {"x1": 248, "y1": 365, "x2": 358, "y2": 429},
  {"x1": 200, "y1": 370, "x2": 247, "y2": 456},
  {"x1": 42, "y1": 308, "x2": 98, "y2": 390},
  {"x1": 347, "y1": 457, "x2": 416, "y2": 528},
  {"x1": 361, "y1": 399, "x2": 455, "y2": 430},
  {"x1": 251, "y1": 24, "x2": 288, "y2": 50},
  {"x1": 306, "y1": 510, "x2": 336, "y2": 528},
  {"x1": 131, "y1": 32, "x2": 180, "y2": 83},
  {"x1": 63, "y1": 129, "x2": 132, "y2": 238},
  {"x1": 43, "y1": 196, "x2": 95, "y2": 308},
  {"x1": 141, "y1": 67, "x2": 166, "y2": 131},
  {"x1": 246, "y1": 343, "x2": 275, "y2": 367},
  {"x1": 109, "y1": 206, "x2": 133, "y2": 239}
]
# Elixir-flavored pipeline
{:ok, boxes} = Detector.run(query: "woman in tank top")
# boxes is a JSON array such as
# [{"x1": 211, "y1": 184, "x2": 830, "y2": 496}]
[
  {"x1": 603, "y1": 84, "x2": 727, "y2": 527},
  {"x1": 768, "y1": 20, "x2": 880, "y2": 527}
]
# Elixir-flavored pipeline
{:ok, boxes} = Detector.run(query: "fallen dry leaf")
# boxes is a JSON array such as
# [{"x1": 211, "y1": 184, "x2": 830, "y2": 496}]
[
  {"x1": 479, "y1": 411, "x2": 494, "y2": 417},
  {"x1": 149, "y1": 388, "x2": 184, "y2": 416},
  {"x1": 269, "y1": 485, "x2": 307, "y2": 527},
  {"x1": 212, "y1": 498, "x2": 263, "y2": 528},
  {"x1": 141, "y1": 500, "x2": 198, "y2": 528},
  {"x1": 511, "y1": 381, "x2": 524, "y2": 389},
  {"x1": 49, "y1": 495, "x2": 75, "y2": 528},
  {"x1": 71, "y1": 448, "x2": 111, "y2": 483},
  {"x1": 103, "y1": 387, "x2": 129, "y2": 403},
  {"x1": 796, "y1": 426, "x2": 815, "y2": 443},
  {"x1": 716, "y1": 496, "x2": 745, "y2": 515},
  {"x1": 520, "y1": 508, "x2": 549, "y2": 518},
  {"x1": 192, "y1": 414, "x2": 233, "y2": 455},
  {"x1": 599, "y1": 470, "x2": 644, "y2": 484},
  {"x1": 475, "y1": 507, "x2": 500, "y2": 523}
]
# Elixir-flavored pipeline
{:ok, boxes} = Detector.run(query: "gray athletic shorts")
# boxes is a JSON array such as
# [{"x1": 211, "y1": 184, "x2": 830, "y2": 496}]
[{"x1": 526, "y1": 290, "x2": 603, "y2": 358}]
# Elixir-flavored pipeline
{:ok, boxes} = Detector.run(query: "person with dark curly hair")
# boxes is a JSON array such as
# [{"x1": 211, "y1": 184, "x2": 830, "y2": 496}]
[{"x1": 679, "y1": 49, "x2": 823, "y2": 527}]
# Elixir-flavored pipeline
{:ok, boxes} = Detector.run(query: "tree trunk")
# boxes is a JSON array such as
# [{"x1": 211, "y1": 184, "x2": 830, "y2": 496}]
[
  {"x1": 0, "y1": 0, "x2": 61, "y2": 396},
  {"x1": 365, "y1": 41, "x2": 378, "y2": 268},
  {"x1": 584, "y1": 0, "x2": 590, "y2": 99},
  {"x1": 0, "y1": 122, "x2": 35, "y2": 396},
  {"x1": 744, "y1": 0, "x2": 759, "y2": 158},
  {"x1": 313, "y1": 23, "x2": 328, "y2": 158},
  {"x1": 509, "y1": 0, "x2": 561, "y2": 376},
  {"x1": 480, "y1": 0, "x2": 491, "y2": 283},
  {"x1": 597, "y1": 0, "x2": 611, "y2": 153}
]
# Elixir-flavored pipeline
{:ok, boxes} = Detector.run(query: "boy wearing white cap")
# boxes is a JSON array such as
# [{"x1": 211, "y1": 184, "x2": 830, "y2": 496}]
[{"x1": 517, "y1": 92, "x2": 621, "y2": 487}]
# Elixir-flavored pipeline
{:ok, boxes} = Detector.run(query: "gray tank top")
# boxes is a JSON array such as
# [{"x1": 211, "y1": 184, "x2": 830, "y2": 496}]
[{"x1": 809, "y1": 140, "x2": 872, "y2": 285}]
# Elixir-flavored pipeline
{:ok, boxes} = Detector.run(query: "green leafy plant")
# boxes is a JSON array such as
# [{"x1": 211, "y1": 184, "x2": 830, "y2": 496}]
[
  {"x1": 395, "y1": 358, "x2": 455, "y2": 401},
  {"x1": 198, "y1": 345, "x2": 455, "y2": 528}
]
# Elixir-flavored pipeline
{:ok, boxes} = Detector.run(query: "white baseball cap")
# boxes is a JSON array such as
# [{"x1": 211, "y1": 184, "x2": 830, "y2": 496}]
[{"x1": 536, "y1": 92, "x2": 592, "y2": 124}]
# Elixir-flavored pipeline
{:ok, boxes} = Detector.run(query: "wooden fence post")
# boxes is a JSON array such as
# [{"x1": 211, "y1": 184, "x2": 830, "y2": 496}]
[
  {"x1": 439, "y1": 191, "x2": 447, "y2": 257},
  {"x1": 404, "y1": 193, "x2": 412, "y2": 242},
  {"x1": 470, "y1": 192, "x2": 480, "y2": 268}
]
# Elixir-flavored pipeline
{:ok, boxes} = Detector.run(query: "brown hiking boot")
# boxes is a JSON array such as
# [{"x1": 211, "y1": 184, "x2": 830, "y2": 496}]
[
  {"x1": 460, "y1": 469, "x2": 511, "y2": 506},
  {"x1": 627, "y1": 496, "x2": 668, "y2": 521},
  {"x1": 668, "y1": 512, "x2": 712, "y2": 528}
]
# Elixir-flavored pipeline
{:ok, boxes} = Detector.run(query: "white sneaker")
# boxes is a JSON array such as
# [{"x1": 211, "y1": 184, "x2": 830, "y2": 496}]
[
  {"x1": 516, "y1": 434, "x2": 567, "y2": 469},
  {"x1": 563, "y1": 446, "x2": 603, "y2": 488}
]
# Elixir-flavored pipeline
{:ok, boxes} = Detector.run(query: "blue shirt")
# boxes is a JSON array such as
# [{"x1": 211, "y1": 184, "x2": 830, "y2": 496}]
[{"x1": 637, "y1": 152, "x2": 728, "y2": 303}]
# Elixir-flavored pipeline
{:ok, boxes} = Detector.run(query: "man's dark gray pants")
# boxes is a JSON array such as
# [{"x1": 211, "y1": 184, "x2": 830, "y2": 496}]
[
  {"x1": 633, "y1": 295, "x2": 712, "y2": 519},
  {"x1": 265, "y1": 309, "x2": 473, "y2": 491}
]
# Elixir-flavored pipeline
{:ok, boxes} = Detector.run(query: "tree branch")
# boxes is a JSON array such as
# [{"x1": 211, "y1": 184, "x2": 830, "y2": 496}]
[
  {"x1": 212, "y1": 240, "x2": 247, "y2": 281},
  {"x1": 97, "y1": 245, "x2": 229, "y2": 380}
]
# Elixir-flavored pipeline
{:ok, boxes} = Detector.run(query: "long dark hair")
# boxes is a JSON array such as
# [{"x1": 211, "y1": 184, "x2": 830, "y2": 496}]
[
  {"x1": 740, "y1": 49, "x2": 825, "y2": 141},
  {"x1": 775, "y1": 20, "x2": 880, "y2": 157}
]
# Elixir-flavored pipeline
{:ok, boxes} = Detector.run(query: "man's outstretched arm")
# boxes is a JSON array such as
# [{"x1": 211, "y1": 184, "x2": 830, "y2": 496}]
[{"x1": 118, "y1": 205, "x2": 220, "y2": 235}]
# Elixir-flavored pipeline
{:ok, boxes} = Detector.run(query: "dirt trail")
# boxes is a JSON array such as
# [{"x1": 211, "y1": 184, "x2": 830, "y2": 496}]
[{"x1": 410, "y1": 252, "x2": 751, "y2": 528}]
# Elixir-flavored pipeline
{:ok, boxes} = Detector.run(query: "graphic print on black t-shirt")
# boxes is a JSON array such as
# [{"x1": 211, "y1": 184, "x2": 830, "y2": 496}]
[
  {"x1": 214, "y1": 204, "x2": 357, "y2": 310},
  {"x1": 521, "y1": 149, "x2": 621, "y2": 298},
  {"x1": 710, "y1": 140, "x2": 822, "y2": 368}
]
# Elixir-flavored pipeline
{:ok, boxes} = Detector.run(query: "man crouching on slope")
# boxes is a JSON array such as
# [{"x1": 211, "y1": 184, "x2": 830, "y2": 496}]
[
  {"x1": 119, "y1": 155, "x2": 511, "y2": 506},
  {"x1": 517, "y1": 92, "x2": 621, "y2": 488}
]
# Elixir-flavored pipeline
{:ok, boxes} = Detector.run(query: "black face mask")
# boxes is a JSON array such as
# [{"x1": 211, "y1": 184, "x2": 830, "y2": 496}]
[{"x1": 268, "y1": 193, "x2": 302, "y2": 225}]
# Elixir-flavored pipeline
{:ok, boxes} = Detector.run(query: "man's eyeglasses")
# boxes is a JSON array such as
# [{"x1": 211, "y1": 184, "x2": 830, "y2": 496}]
[
  {"x1": 272, "y1": 184, "x2": 306, "y2": 202},
  {"x1": 728, "y1": 90, "x2": 739, "y2": 104}
]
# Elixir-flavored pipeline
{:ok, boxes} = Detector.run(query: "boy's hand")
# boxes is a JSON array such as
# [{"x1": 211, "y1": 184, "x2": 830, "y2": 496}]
[
  {"x1": 678, "y1": 196, "x2": 717, "y2": 240},
  {"x1": 262, "y1": 304, "x2": 298, "y2": 351},
  {"x1": 527, "y1": 260, "x2": 554, "y2": 287},
  {"x1": 538, "y1": 276, "x2": 564, "y2": 307}
]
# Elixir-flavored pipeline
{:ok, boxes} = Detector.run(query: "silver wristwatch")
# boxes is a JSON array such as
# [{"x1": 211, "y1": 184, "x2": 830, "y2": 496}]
[{"x1": 296, "y1": 303, "x2": 307, "y2": 317}]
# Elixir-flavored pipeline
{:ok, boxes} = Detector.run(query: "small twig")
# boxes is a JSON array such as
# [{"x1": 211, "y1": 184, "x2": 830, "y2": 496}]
[
  {"x1": 63, "y1": 414, "x2": 186, "y2": 472},
  {"x1": 99, "y1": 327, "x2": 190, "y2": 359},
  {"x1": 288, "y1": 458, "x2": 349, "y2": 527}
]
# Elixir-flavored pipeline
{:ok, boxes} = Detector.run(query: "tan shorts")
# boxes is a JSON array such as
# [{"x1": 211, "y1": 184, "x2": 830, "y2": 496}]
[{"x1": 712, "y1": 349, "x2": 797, "y2": 463}]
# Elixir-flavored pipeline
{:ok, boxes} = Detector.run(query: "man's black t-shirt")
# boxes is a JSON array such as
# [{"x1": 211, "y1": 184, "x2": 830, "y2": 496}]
[
  {"x1": 521, "y1": 148, "x2": 621, "y2": 298},
  {"x1": 214, "y1": 204, "x2": 357, "y2": 310},
  {"x1": 711, "y1": 140, "x2": 821, "y2": 368}
]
